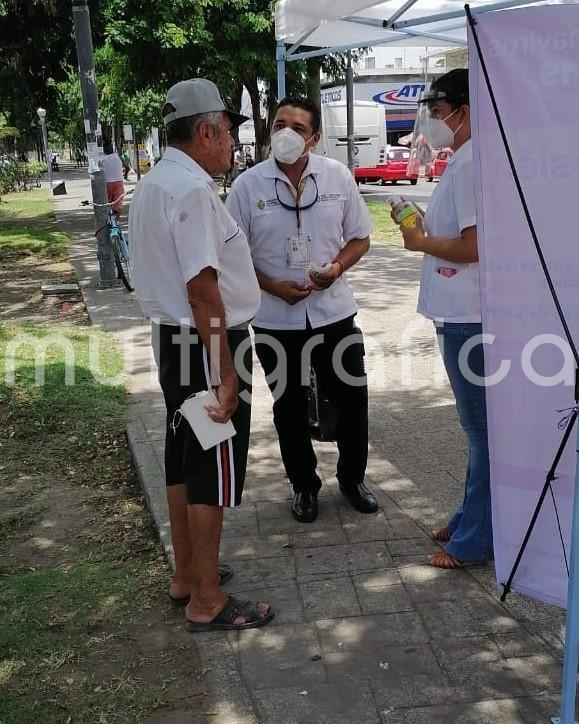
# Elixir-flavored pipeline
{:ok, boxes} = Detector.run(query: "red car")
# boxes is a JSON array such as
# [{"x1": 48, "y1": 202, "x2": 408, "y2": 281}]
[
  {"x1": 355, "y1": 146, "x2": 418, "y2": 186},
  {"x1": 426, "y1": 148, "x2": 453, "y2": 182}
]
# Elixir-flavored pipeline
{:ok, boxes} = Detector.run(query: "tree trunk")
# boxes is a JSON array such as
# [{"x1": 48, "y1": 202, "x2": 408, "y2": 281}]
[
  {"x1": 231, "y1": 82, "x2": 243, "y2": 148},
  {"x1": 306, "y1": 58, "x2": 322, "y2": 104},
  {"x1": 243, "y1": 72, "x2": 267, "y2": 162}
]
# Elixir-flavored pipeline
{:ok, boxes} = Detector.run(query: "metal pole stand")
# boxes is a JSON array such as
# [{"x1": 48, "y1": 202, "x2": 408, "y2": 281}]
[{"x1": 552, "y1": 416, "x2": 579, "y2": 723}]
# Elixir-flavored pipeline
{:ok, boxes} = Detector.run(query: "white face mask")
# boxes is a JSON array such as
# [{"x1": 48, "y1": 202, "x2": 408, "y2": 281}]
[
  {"x1": 423, "y1": 109, "x2": 462, "y2": 150},
  {"x1": 271, "y1": 128, "x2": 310, "y2": 164}
]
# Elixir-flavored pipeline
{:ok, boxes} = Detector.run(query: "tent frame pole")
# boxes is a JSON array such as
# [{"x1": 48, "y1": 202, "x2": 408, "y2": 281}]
[
  {"x1": 276, "y1": 40, "x2": 286, "y2": 101},
  {"x1": 554, "y1": 420, "x2": 579, "y2": 722}
]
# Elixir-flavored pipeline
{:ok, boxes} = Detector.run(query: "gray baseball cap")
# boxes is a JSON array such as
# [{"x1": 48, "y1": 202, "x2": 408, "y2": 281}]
[{"x1": 162, "y1": 78, "x2": 248, "y2": 128}]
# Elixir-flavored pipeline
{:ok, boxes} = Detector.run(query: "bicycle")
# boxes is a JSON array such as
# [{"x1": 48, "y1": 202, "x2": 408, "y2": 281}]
[{"x1": 94, "y1": 192, "x2": 133, "y2": 292}]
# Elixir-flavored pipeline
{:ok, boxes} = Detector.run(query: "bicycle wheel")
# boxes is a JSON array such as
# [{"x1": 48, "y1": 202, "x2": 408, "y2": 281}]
[{"x1": 111, "y1": 231, "x2": 133, "y2": 292}]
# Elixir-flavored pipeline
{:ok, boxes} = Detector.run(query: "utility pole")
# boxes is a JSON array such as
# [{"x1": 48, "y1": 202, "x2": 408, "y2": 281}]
[
  {"x1": 72, "y1": 0, "x2": 117, "y2": 288},
  {"x1": 346, "y1": 51, "x2": 356, "y2": 177}
]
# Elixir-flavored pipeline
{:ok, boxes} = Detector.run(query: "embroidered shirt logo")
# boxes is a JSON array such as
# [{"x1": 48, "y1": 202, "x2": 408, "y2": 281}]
[{"x1": 257, "y1": 199, "x2": 266, "y2": 210}]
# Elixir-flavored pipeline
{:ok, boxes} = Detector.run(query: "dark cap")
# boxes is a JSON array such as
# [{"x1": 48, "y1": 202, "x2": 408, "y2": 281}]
[
  {"x1": 418, "y1": 68, "x2": 469, "y2": 106},
  {"x1": 162, "y1": 79, "x2": 249, "y2": 128}
]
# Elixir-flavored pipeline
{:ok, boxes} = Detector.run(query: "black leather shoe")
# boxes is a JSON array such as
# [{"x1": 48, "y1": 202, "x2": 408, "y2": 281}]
[
  {"x1": 292, "y1": 491, "x2": 319, "y2": 523},
  {"x1": 339, "y1": 482, "x2": 379, "y2": 514}
]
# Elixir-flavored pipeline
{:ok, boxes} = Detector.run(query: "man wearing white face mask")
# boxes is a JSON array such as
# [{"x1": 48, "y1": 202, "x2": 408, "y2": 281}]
[
  {"x1": 226, "y1": 97, "x2": 377, "y2": 523},
  {"x1": 393, "y1": 69, "x2": 494, "y2": 570}
]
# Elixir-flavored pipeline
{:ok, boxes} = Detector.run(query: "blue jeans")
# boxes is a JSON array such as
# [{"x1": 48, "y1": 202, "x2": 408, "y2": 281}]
[{"x1": 436, "y1": 322, "x2": 494, "y2": 562}]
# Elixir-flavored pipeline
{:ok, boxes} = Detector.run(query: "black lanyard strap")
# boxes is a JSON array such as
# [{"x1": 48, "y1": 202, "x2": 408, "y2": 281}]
[{"x1": 275, "y1": 176, "x2": 319, "y2": 232}]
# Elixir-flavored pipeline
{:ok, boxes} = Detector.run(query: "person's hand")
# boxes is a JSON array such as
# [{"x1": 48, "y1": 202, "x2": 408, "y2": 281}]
[
  {"x1": 205, "y1": 375, "x2": 239, "y2": 423},
  {"x1": 309, "y1": 262, "x2": 341, "y2": 290},
  {"x1": 400, "y1": 215, "x2": 427, "y2": 253},
  {"x1": 274, "y1": 280, "x2": 312, "y2": 305}
]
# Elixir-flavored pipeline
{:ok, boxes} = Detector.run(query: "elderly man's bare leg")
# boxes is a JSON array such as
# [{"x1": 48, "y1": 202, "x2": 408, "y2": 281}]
[
  {"x1": 167, "y1": 485, "x2": 193, "y2": 600},
  {"x1": 185, "y1": 505, "x2": 273, "y2": 629}
]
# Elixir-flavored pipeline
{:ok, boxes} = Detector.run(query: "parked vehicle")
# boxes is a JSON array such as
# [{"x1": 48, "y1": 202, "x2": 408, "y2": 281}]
[
  {"x1": 355, "y1": 145, "x2": 418, "y2": 186},
  {"x1": 426, "y1": 148, "x2": 453, "y2": 182},
  {"x1": 320, "y1": 101, "x2": 387, "y2": 170}
]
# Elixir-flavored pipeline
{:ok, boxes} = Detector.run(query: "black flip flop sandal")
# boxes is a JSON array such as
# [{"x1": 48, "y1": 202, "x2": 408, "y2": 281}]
[
  {"x1": 185, "y1": 595, "x2": 275, "y2": 632},
  {"x1": 169, "y1": 564, "x2": 234, "y2": 607}
]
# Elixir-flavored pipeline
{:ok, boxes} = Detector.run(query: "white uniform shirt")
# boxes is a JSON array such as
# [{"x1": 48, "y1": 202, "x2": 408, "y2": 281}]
[
  {"x1": 102, "y1": 152, "x2": 124, "y2": 182},
  {"x1": 129, "y1": 147, "x2": 260, "y2": 328},
  {"x1": 418, "y1": 139, "x2": 480, "y2": 323},
  {"x1": 225, "y1": 154, "x2": 372, "y2": 330}
]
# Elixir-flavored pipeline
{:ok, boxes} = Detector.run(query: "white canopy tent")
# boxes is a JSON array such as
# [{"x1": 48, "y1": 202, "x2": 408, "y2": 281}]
[
  {"x1": 274, "y1": 0, "x2": 556, "y2": 172},
  {"x1": 275, "y1": 0, "x2": 558, "y2": 98}
]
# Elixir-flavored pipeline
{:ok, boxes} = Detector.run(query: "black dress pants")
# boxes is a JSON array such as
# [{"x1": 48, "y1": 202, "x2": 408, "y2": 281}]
[{"x1": 253, "y1": 315, "x2": 368, "y2": 494}]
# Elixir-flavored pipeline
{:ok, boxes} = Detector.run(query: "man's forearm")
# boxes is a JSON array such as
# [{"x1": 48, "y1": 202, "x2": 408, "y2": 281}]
[
  {"x1": 187, "y1": 273, "x2": 235, "y2": 385},
  {"x1": 334, "y1": 236, "x2": 370, "y2": 272},
  {"x1": 255, "y1": 268, "x2": 280, "y2": 296}
]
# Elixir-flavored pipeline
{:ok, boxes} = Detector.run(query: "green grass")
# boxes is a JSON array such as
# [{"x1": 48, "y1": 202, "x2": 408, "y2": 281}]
[
  {"x1": 0, "y1": 323, "x2": 126, "y2": 442},
  {"x1": 0, "y1": 563, "x2": 158, "y2": 724},
  {"x1": 366, "y1": 198, "x2": 404, "y2": 247},
  {"x1": 0, "y1": 189, "x2": 69, "y2": 260}
]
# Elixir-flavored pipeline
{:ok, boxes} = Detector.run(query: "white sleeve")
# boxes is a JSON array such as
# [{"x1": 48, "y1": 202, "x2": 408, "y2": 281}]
[
  {"x1": 170, "y1": 187, "x2": 223, "y2": 285},
  {"x1": 453, "y1": 158, "x2": 477, "y2": 232},
  {"x1": 341, "y1": 169, "x2": 373, "y2": 242},
  {"x1": 224, "y1": 179, "x2": 250, "y2": 238}
]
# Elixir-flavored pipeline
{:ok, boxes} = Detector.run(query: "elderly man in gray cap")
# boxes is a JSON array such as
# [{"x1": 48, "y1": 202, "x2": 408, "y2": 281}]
[{"x1": 129, "y1": 79, "x2": 274, "y2": 632}]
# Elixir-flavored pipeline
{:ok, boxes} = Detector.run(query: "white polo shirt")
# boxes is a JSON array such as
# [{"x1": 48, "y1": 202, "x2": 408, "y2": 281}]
[
  {"x1": 418, "y1": 139, "x2": 481, "y2": 323},
  {"x1": 129, "y1": 147, "x2": 260, "y2": 328},
  {"x1": 102, "y1": 152, "x2": 124, "y2": 183},
  {"x1": 225, "y1": 154, "x2": 372, "y2": 330}
]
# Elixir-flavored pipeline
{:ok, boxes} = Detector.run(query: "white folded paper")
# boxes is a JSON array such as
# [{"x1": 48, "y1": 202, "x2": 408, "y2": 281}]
[{"x1": 179, "y1": 390, "x2": 236, "y2": 451}]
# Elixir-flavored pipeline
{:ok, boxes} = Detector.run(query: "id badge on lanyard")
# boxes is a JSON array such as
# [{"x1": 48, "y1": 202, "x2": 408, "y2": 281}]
[{"x1": 285, "y1": 234, "x2": 312, "y2": 269}]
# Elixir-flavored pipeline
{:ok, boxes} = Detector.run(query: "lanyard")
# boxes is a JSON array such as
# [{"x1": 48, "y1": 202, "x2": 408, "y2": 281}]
[{"x1": 275, "y1": 176, "x2": 319, "y2": 233}]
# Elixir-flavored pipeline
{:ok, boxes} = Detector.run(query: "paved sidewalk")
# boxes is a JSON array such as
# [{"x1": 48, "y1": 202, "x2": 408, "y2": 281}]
[{"x1": 53, "y1": 173, "x2": 566, "y2": 724}]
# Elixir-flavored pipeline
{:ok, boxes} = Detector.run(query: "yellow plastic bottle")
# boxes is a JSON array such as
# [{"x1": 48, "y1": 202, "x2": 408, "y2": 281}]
[{"x1": 388, "y1": 195, "x2": 417, "y2": 229}]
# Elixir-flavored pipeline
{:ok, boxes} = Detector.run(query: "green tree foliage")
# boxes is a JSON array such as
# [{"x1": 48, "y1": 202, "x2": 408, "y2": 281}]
[{"x1": 0, "y1": 0, "x2": 368, "y2": 160}]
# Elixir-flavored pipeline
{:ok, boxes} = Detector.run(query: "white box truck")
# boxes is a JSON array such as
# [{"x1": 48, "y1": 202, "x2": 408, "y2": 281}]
[{"x1": 319, "y1": 101, "x2": 387, "y2": 170}]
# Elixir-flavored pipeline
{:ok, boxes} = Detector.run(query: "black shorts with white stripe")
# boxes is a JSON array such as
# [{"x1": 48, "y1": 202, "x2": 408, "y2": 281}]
[{"x1": 153, "y1": 323, "x2": 252, "y2": 507}]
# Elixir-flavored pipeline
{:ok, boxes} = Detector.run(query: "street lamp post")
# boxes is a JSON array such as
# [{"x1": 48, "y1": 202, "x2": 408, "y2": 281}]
[{"x1": 36, "y1": 108, "x2": 52, "y2": 191}]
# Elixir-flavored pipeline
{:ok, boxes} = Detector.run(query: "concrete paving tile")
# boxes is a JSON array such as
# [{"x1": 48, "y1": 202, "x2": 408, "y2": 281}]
[
  {"x1": 295, "y1": 542, "x2": 392, "y2": 577},
  {"x1": 380, "y1": 696, "x2": 560, "y2": 724},
  {"x1": 525, "y1": 619, "x2": 565, "y2": 658},
  {"x1": 254, "y1": 683, "x2": 380, "y2": 724},
  {"x1": 189, "y1": 635, "x2": 259, "y2": 723},
  {"x1": 238, "y1": 623, "x2": 325, "y2": 689},
  {"x1": 432, "y1": 636, "x2": 561, "y2": 701},
  {"x1": 341, "y1": 510, "x2": 393, "y2": 543},
  {"x1": 352, "y1": 570, "x2": 403, "y2": 589},
  {"x1": 501, "y1": 592, "x2": 566, "y2": 623},
  {"x1": 373, "y1": 674, "x2": 453, "y2": 713},
  {"x1": 259, "y1": 509, "x2": 341, "y2": 536},
  {"x1": 218, "y1": 534, "x2": 291, "y2": 562},
  {"x1": 299, "y1": 576, "x2": 361, "y2": 621},
  {"x1": 416, "y1": 597, "x2": 523, "y2": 640},
  {"x1": 323, "y1": 642, "x2": 444, "y2": 689},
  {"x1": 288, "y1": 527, "x2": 349, "y2": 548},
  {"x1": 227, "y1": 556, "x2": 295, "y2": 589},
  {"x1": 398, "y1": 565, "x2": 488, "y2": 603},
  {"x1": 316, "y1": 612, "x2": 430, "y2": 652},
  {"x1": 387, "y1": 537, "x2": 435, "y2": 558},
  {"x1": 355, "y1": 583, "x2": 414, "y2": 616}
]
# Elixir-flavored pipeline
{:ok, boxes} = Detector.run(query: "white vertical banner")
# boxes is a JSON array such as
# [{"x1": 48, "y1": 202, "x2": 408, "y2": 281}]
[{"x1": 470, "y1": 7, "x2": 579, "y2": 607}]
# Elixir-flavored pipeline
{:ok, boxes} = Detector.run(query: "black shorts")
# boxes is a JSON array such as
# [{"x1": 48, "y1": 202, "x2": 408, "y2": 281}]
[{"x1": 152, "y1": 323, "x2": 252, "y2": 507}]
